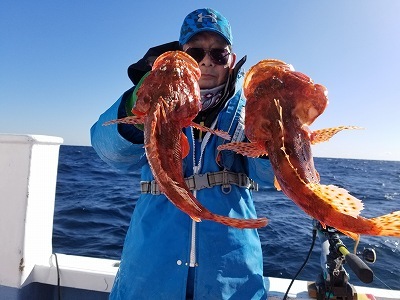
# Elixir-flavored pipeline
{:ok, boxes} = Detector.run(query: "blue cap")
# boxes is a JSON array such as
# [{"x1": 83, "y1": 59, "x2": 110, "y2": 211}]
[{"x1": 179, "y1": 8, "x2": 233, "y2": 46}]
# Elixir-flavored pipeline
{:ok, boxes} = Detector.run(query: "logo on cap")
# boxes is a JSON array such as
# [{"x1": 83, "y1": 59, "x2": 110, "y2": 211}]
[{"x1": 197, "y1": 13, "x2": 217, "y2": 23}]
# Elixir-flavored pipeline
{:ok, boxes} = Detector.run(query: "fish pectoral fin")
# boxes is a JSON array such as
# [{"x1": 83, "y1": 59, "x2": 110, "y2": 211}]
[
  {"x1": 310, "y1": 126, "x2": 363, "y2": 145},
  {"x1": 180, "y1": 133, "x2": 190, "y2": 159},
  {"x1": 190, "y1": 122, "x2": 231, "y2": 140},
  {"x1": 217, "y1": 141, "x2": 267, "y2": 158},
  {"x1": 103, "y1": 115, "x2": 144, "y2": 126},
  {"x1": 307, "y1": 183, "x2": 364, "y2": 218}
]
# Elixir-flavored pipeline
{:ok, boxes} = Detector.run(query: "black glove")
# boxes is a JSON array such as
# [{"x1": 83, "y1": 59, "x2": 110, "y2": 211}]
[{"x1": 127, "y1": 41, "x2": 180, "y2": 85}]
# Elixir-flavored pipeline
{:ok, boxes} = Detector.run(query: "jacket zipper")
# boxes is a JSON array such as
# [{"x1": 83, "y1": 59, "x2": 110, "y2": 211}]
[
  {"x1": 189, "y1": 191, "x2": 198, "y2": 267},
  {"x1": 188, "y1": 120, "x2": 217, "y2": 267}
]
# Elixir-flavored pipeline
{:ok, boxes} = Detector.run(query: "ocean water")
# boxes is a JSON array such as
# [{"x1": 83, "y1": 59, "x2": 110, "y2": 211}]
[{"x1": 52, "y1": 145, "x2": 400, "y2": 291}]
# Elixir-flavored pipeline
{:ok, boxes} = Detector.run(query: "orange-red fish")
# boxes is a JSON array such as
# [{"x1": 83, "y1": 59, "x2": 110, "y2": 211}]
[
  {"x1": 105, "y1": 51, "x2": 268, "y2": 229},
  {"x1": 218, "y1": 59, "x2": 400, "y2": 238}
]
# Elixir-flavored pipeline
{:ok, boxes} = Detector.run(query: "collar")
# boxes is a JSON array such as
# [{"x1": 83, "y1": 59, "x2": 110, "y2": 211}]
[{"x1": 200, "y1": 84, "x2": 225, "y2": 111}]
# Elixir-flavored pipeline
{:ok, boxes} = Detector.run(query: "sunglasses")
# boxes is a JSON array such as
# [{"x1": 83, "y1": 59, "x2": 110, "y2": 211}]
[{"x1": 185, "y1": 48, "x2": 231, "y2": 65}]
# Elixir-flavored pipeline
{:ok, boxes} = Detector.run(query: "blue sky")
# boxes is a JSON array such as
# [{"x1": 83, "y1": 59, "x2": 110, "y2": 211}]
[{"x1": 1, "y1": 1, "x2": 400, "y2": 161}]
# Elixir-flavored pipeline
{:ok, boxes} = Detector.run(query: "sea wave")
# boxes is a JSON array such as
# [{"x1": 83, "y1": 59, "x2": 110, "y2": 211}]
[{"x1": 53, "y1": 146, "x2": 400, "y2": 290}]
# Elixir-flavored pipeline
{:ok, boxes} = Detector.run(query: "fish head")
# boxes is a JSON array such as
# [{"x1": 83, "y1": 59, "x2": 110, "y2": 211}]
[
  {"x1": 243, "y1": 59, "x2": 329, "y2": 141},
  {"x1": 242, "y1": 60, "x2": 289, "y2": 141},
  {"x1": 135, "y1": 51, "x2": 202, "y2": 125}
]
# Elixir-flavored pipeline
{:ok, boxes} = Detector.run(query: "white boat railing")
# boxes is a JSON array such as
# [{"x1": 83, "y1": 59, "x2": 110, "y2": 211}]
[{"x1": 0, "y1": 134, "x2": 117, "y2": 293}]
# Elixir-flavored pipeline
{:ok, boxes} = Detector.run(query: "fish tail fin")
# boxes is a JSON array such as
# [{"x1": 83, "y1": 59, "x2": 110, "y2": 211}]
[
  {"x1": 370, "y1": 211, "x2": 400, "y2": 237},
  {"x1": 204, "y1": 213, "x2": 268, "y2": 229},
  {"x1": 189, "y1": 215, "x2": 202, "y2": 222}
]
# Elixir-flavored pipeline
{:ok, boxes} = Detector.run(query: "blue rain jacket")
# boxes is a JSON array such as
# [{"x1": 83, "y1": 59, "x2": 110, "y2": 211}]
[{"x1": 91, "y1": 76, "x2": 275, "y2": 300}]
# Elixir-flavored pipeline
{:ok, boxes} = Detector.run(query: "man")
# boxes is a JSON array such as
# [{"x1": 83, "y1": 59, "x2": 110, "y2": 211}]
[{"x1": 91, "y1": 8, "x2": 274, "y2": 299}]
